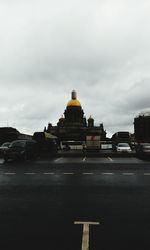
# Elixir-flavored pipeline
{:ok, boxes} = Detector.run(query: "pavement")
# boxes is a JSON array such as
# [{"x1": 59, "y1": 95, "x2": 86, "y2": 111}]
[
  {"x1": 57, "y1": 149, "x2": 137, "y2": 157},
  {"x1": 0, "y1": 156, "x2": 150, "y2": 250}
]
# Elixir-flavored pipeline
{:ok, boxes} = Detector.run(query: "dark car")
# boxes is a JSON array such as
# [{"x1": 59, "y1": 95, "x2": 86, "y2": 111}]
[
  {"x1": 0, "y1": 142, "x2": 11, "y2": 157},
  {"x1": 3, "y1": 139, "x2": 38, "y2": 162},
  {"x1": 136, "y1": 143, "x2": 150, "y2": 159}
]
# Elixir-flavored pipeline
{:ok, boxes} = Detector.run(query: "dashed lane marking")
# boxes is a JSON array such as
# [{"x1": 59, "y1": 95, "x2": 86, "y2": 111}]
[
  {"x1": 122, "y1": 173, "x2": 135, "y2": 175},
  {"x1": 102, "y1": 172, "x2": 114, "y2": 175},
  {"x1": 54, "y1": 157, "x2": 63, "y2": 162},
  {"x1": 107, "y1": 157, "x2": 113, "y2": 162},
  {"x1": 82, "y1": 157, "x2": 86, "y2": 162},
  {"x1": 24, "y1": 173, "x2": 36, "y2": 175},
  {"x1": 2, "y1": 172, "x2": 150, "y2": 177},
  {"x1": 43, "y1": 172, "x2": 54, "y2": 175},
  {"x1": 4, "y1": 172, "x2": 16, "y2": 175}
]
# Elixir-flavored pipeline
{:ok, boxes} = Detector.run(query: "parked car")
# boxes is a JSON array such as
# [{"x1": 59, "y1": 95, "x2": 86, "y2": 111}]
[
  {"x1": 136, "y1": 143, "x2": 150, "y2": 159},
  {"x1": 62, "y1": 145, "x2": 70, "y2": 151},
  {"x1": 116, "y1": 143, "x2": 132, "y2": 153},
  {"x1": 0, "y1": 142, "x2": 11, "y2": 157},
  {"x1": 3, "y1": 139, "x2": 38, "y2": 162}
]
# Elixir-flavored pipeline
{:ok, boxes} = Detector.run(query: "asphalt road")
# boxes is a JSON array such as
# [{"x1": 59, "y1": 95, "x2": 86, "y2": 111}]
[{"x1": 0, "y1": 156, "x2": 150, "y2": 250}]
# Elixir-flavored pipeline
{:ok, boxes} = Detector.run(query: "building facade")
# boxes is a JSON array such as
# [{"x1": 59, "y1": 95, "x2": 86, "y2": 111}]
[
  {"x1": 134, "y1": 112, "x2": 150, "y2": 142},
  {"x1": 46, "y1": 90, "x2": 106, "y2": 141}
]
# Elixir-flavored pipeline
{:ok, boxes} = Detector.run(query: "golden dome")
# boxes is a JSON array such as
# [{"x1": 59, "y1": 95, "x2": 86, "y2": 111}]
[
  {"x1": 67, "y1": 99, "x2": 81, "y2": 107},
  {"x1": 67, "y1": 90, "x2": 81, "y2": 107}
]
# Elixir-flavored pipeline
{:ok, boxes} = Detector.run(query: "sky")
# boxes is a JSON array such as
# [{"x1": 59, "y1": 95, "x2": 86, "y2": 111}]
[{"x1": 0, "y1": 0, "x2": 150, "y2": 137}]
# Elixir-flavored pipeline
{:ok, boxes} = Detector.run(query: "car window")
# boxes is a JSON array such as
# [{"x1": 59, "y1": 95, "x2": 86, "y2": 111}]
[
  {"x1": 118, "y1": 143, "x2": 129, "y2": 147},
  {"x1": 2, "y1": 142, "x2": 10, "y2": 147},
  {"x1": 10, "y1": 141, "x2": 26, "y2": 147}
]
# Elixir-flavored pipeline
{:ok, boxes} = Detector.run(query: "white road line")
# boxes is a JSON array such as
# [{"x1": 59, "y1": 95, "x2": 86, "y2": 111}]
[
  {"x1": 102, "y1": 172, "x2": 114, "y2": 175},
  {"x1": 24, "y1": 173, "x2": 36, "y2": 175},
  {"x1": 43, "y1": 172, "x2": 54, "y2": 175},
  {"x1": 63, "y1": 172, "x2": 74, "y2": 175},
  {"x1": 144, "y1": 173, "x2": 150, "y2": 176},
  {"x1": 122, "y1": 173, "x2": 135, "y2": 175},
  {"x1": 83, "y1": 172, "x2": 93, "y2": 175},
  {"x1": 54, "y1": 157, "x2": 63, "y2": 162},
  {"x1": 4, "y1": 172, "x2": 16, "y2": 175},
  {"x1": 107, "y1": 157, "x2": 113, "y2": 162},
  {"x1": 82, "y1": 157, "x2": 86, "y2": 162}
]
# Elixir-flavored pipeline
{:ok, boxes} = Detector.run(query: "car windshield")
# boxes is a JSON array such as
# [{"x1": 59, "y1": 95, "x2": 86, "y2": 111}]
[
  {"x1": 10, "y1": 141, "x2": 26, "y2": 148},
  {"x1": 118, "y1": 143, "x2": 129, "y2": 147}
]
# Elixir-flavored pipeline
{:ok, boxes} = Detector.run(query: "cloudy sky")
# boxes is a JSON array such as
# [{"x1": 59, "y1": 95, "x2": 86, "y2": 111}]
[{"x1": 0, "y1": 0, "x2": 150, "y2": 137}]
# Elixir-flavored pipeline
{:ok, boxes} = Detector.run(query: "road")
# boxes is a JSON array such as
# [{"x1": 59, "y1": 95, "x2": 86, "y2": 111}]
[{"x1": 0, "y1": 156, "x2": 150, "y2": 250}]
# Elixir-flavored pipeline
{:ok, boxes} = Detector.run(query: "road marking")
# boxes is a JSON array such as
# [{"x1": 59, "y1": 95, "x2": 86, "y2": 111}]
[
  {"x1": 4, "y1": 172, "x2": 16, "y2": 175},
  {"x1": 83, "y1": 172, "x2": 93, "y2": 175},
  {"x1": 122, "y1": 173, "x2": 135, "y2": 175},
  {"x1": 144, "y1": 173, "x2": 150, "y2": 176},
  {"x1": 43, "y1": 172, "x2": 54, "y2": 175},
  {"x1": 102, "y1": 172, "x2": 114, "y2": 175},
  {"x1": 54, "y1": 157, "x2": 63, "y2": 162},
  {"x1": 24, "y1": 173, "x2": 36, "y2": 175},
  {"x1": 63, "y1": 173, "x2": 74, "y2": 175},
  {"x1": 82, "y1": 157, "x2": 86, "y2": 162},
  {"x1": 74, "y1": 221, "x2": 100, "y2": 250},
  {"x1": 107, "y1": 157, "x2": 113, "y2": 162}
]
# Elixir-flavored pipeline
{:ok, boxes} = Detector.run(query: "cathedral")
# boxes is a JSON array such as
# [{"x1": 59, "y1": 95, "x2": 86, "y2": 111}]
[{"x1": 45, "y1": 90, "x2": 106, "y2": 141}]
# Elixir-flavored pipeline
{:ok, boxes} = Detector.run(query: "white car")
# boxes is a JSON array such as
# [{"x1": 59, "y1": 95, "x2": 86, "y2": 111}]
[{"x1": 116, "y1": 143, "x2": 132, "y2": 153}]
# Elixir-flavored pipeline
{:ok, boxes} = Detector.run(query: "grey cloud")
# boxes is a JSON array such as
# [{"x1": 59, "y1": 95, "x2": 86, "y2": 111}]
[
  {"x1": 0, "y1": 0, "x2": 150, "y2": 136},
  {"x1": 113, "y1": 79, "x2": 150, "y2": 113}
]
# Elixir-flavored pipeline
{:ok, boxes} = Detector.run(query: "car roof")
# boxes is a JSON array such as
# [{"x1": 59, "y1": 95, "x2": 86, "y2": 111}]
[
  {"x1": 2, "y1": 142, "x2": 10, "y2": 145},
  {"x1": 117, "y1": 143, "x2": 129, "y2": 145},
  {"x1": 117, "y1": 143, "x2": 130, "y2": 147}
]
